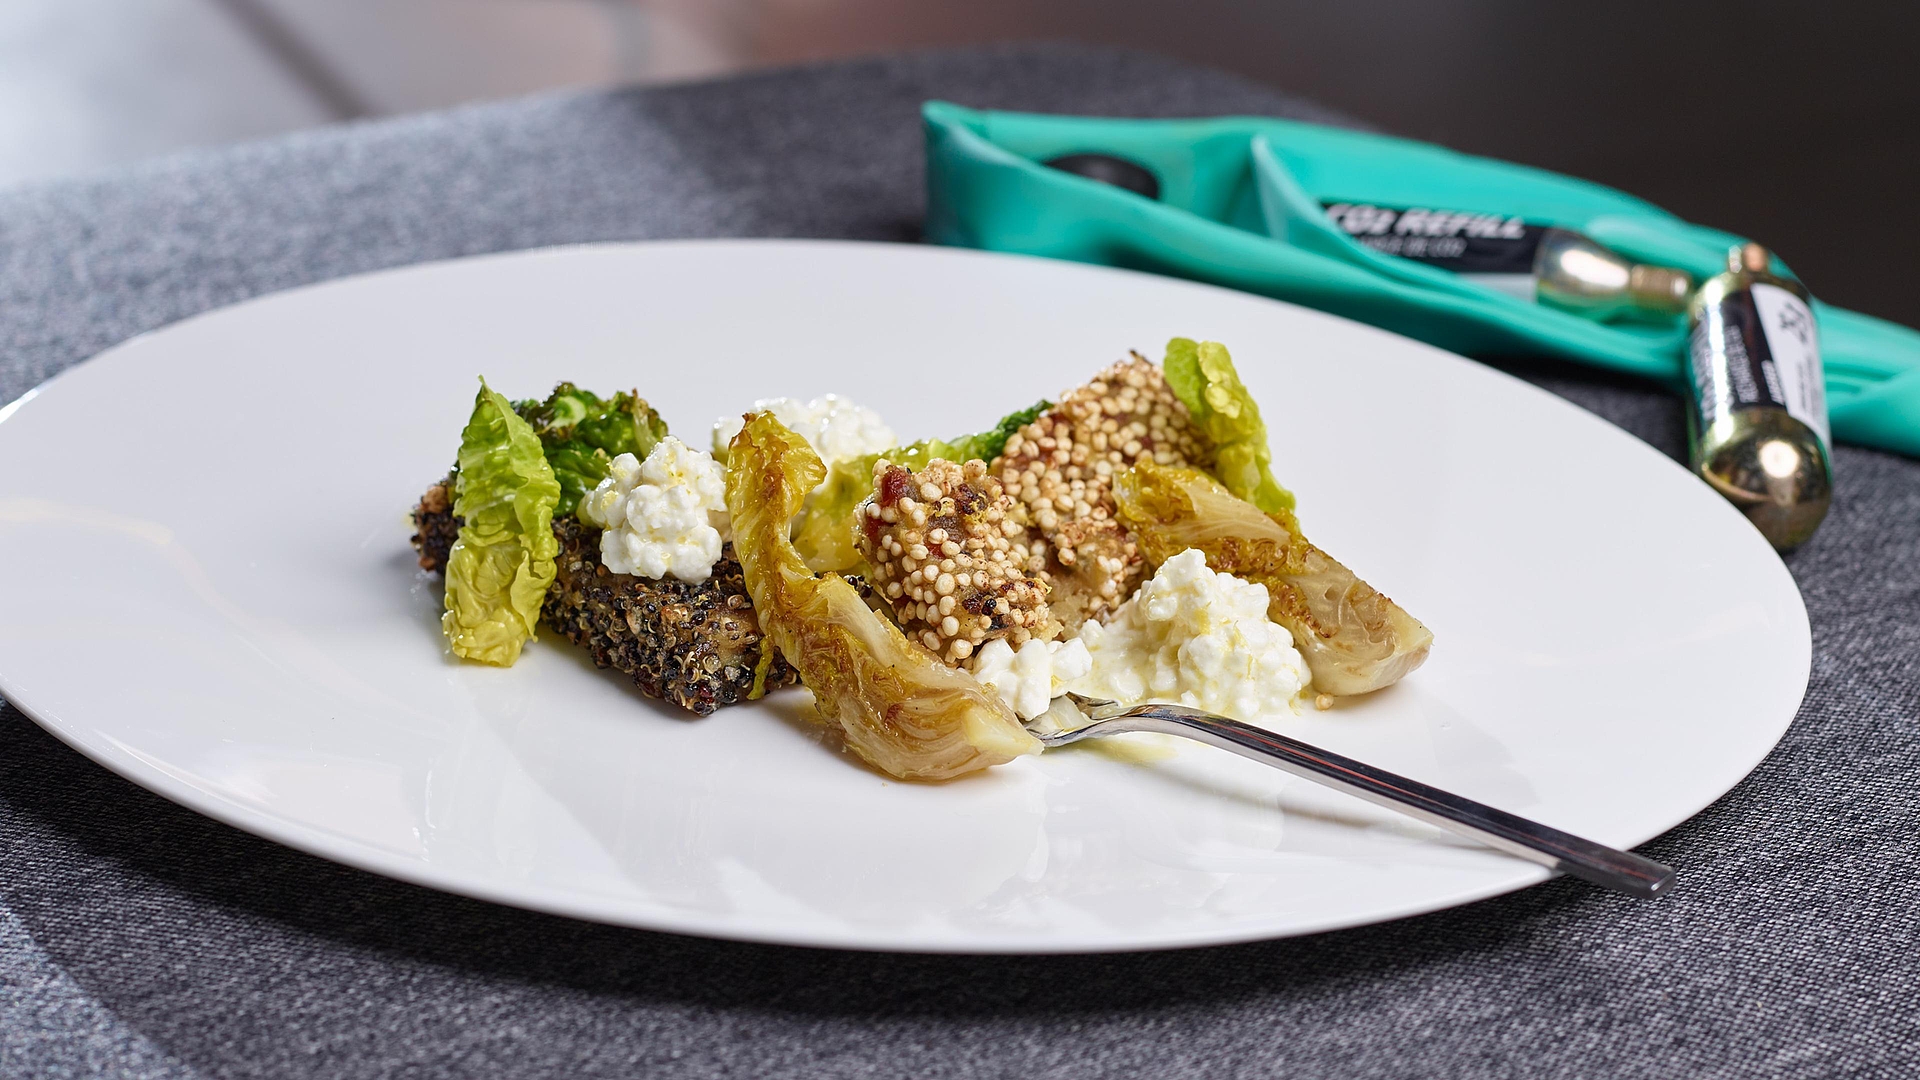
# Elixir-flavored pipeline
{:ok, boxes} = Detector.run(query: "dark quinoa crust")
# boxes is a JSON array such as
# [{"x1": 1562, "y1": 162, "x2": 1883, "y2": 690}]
[
  {"x1": 411, "y1": 479, "x2": 795, "y2": 715},
  {"x1": 409, "y1": 473, "x2": 460, "y2": 572},
  {"x1": 543, "y1": 517, "x2": 797, "y2": 715}
]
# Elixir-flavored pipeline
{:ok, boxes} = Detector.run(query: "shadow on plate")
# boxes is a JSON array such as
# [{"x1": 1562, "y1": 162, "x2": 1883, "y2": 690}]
[{"x1": 0, "y1": 697, "x2": 1659, "y2": 1033}]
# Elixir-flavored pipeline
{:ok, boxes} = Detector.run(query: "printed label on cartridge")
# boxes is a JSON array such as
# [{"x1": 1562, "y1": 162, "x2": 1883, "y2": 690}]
[
  {"x1": 1322, "y1": 202, "x2": 1543, "y2": 274},
  {"x1": 1751, "y1": 284, "x2": 1829, "y2": 448},
  {"x1": 1687, "y1": 285, "x2": 1829, "y2": 449}
]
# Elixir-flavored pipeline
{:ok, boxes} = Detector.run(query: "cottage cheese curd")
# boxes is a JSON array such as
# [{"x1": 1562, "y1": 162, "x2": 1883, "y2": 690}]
[
  {"x1": 712, "y1": 394, "x2": 895, "y2": 465},
  {"x1": 579, "y1": 437, "x2": 728, "y2": 582},
  {"x1": 971, "y1": 636, "x2": 1093, "y2": 720},
  {"x1": 1072, "y1": 549, "x2": 1307, "y2": 722}
]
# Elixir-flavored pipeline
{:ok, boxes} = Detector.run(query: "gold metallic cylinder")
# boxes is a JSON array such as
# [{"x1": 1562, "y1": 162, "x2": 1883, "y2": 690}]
[
  {"x1": 1533, "y1": 228, "x2": 1693, "y2": 319},
  {"x1": 1684, "y1": 243, "x2": 1833, "y2": 550}
]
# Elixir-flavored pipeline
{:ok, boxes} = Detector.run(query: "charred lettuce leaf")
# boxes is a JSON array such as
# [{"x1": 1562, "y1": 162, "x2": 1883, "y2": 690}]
[
  {"x1": 1162, "y1": 338, "x2": 1295, "y2": 513},
  {"x1": 1114, "y1": 462, "x2": 1430, "y2": 696},
  {"x1": 787, "y1": 401, "x2": 1051, "y2": 576},
  {"x1": 514, "y1": 383, "x2": 668, "y2": 516},
  {"x1": 443, "y1": 380, "x2": 562, "y2": 665},
  {"x1": 790, "y1": 454, "x2": 884, "y2": 575},
  {"x1": 725, "y1": 411, "x2": 1040, "y2": 780}
]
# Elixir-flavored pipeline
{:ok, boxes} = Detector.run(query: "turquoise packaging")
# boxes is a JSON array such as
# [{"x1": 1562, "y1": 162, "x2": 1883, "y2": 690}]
[{"x1": 924, "y1": 101, "x2": 1920, "y2": 458}]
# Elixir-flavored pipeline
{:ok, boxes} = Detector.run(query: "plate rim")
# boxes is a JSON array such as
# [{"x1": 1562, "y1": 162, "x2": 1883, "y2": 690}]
[{"x1": 0, "y1": 237, "x2": 1810, "y2": 953}]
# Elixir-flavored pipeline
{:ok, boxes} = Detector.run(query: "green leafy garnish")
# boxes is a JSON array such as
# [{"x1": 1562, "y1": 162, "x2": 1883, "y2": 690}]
[
  {"x1": 942, "y1": 398, "x2": 1049, "y2": 464},
  {"x1": 513, "y1": 383, "x2": 668, "y2": 515},
  {"x1": 442, "y1": 380, "x2": 562, "y2": 666},
  {"x1": 787, "y1": 401, "x2": 1051, "y2": 575},
  {"x1": 1162, "y1": 338, "x2": 1295, "y2": 513}
]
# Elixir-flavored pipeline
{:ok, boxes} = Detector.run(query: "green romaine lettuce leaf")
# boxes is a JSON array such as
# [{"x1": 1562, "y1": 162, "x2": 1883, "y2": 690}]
[
  {"x1": 443, "y1": 380, "x2": 562, "y2": 665},
  {"x1": 513, "y1": 383, "x2": 668, "y2": 516},
  {"x1": 787, "y1": 401, "x2": 1051, "y2": 575},
  {"x1": 1162, "y1": 338, "x2": 1295, "y2": 513}
]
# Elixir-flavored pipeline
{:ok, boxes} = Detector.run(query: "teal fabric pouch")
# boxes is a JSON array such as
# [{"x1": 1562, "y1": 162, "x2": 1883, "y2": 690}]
[{"x1": 923, "y1": 101, "x2": 1920, "y2": 458}]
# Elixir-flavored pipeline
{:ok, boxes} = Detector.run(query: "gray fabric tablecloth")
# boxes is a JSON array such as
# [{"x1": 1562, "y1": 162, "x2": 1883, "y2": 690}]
[{"x1": 1, "y1": 44, "x2": 1915, "y2": 1080}]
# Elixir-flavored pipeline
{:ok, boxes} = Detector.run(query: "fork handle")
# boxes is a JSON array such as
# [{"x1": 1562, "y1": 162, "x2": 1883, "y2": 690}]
[{"x1": 1093, "y1": 704, "x2": 1674, "y2": 899}]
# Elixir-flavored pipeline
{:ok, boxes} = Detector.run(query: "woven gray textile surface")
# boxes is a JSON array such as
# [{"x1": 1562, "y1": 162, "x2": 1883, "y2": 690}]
[{"x1": 0, "y1": 44, "x2": 1915, "y2": 1080}]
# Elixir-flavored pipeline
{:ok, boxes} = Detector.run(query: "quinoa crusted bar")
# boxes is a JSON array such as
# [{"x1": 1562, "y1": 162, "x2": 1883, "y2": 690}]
[
  {"x1": 856, "y1": 458, "x2": 1057, "y2": 665},
  {"x1": 991, "y1": 353, "x2": 1209, "y2": 630},
  {"x1": 408, "y1": 473, "x2": 460, "y2": 572},
  {"x1": 410, "y1": 480, "x2": 796, "y2": 716},
  {"x1": 545, "y1": 518, "x2": 797, "y2": 715}
]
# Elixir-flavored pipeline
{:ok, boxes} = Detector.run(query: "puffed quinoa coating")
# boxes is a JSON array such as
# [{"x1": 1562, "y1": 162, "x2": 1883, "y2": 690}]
[
  {"x1": 856, "y1": 458, "x2": 1057, "y2": 665},
  {"x1": 991, "y1": 353, "x2": 1209, "y2": 630}
]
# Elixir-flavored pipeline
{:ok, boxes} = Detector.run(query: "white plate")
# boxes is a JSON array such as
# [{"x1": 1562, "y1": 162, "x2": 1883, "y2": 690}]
[{"x1": 0, "y1": 240, "x2": 1806, "y2": 953}]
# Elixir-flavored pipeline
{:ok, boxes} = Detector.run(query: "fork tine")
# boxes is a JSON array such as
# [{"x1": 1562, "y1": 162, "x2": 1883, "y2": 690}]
[{"x1": 1064, "y1": 692, "x2": 1123, "y2": 719}]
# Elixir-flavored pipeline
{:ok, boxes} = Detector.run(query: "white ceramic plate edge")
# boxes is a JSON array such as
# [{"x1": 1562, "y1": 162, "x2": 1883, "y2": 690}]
[{"x1": 0, "y1": 240, "x2": 1810, "y2": 953}]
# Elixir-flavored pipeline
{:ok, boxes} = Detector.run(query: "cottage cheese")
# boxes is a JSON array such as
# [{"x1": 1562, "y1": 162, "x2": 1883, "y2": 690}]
[
  {"x1": 1072, "y1": 549, "x2": 1307, "y2": 722},
  {"x1": 712, "y1": 395, "x2": 895, "y2": 465},
  {"x1": 578, "y1": 437, "x2": 728, "y2": 582},
  {"x1": 971, "y1": 636, "x2": 1093, "y2": 720}
]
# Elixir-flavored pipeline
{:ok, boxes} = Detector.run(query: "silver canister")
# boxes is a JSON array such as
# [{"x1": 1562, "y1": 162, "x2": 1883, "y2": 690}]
[{"x1": 1684, "y1": 243, "x2": 1833, "y2": 550}]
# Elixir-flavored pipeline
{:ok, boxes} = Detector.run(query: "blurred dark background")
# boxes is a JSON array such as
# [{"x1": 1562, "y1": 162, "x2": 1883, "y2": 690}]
[{"x1": 6, "y1": 0, "x2": 1913, "y2": 325}]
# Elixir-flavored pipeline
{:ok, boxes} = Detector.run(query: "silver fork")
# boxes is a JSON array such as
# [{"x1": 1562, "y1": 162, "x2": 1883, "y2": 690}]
[{"x1": 1042, "y1": 694, "x2": 1674, "y2": 899}]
